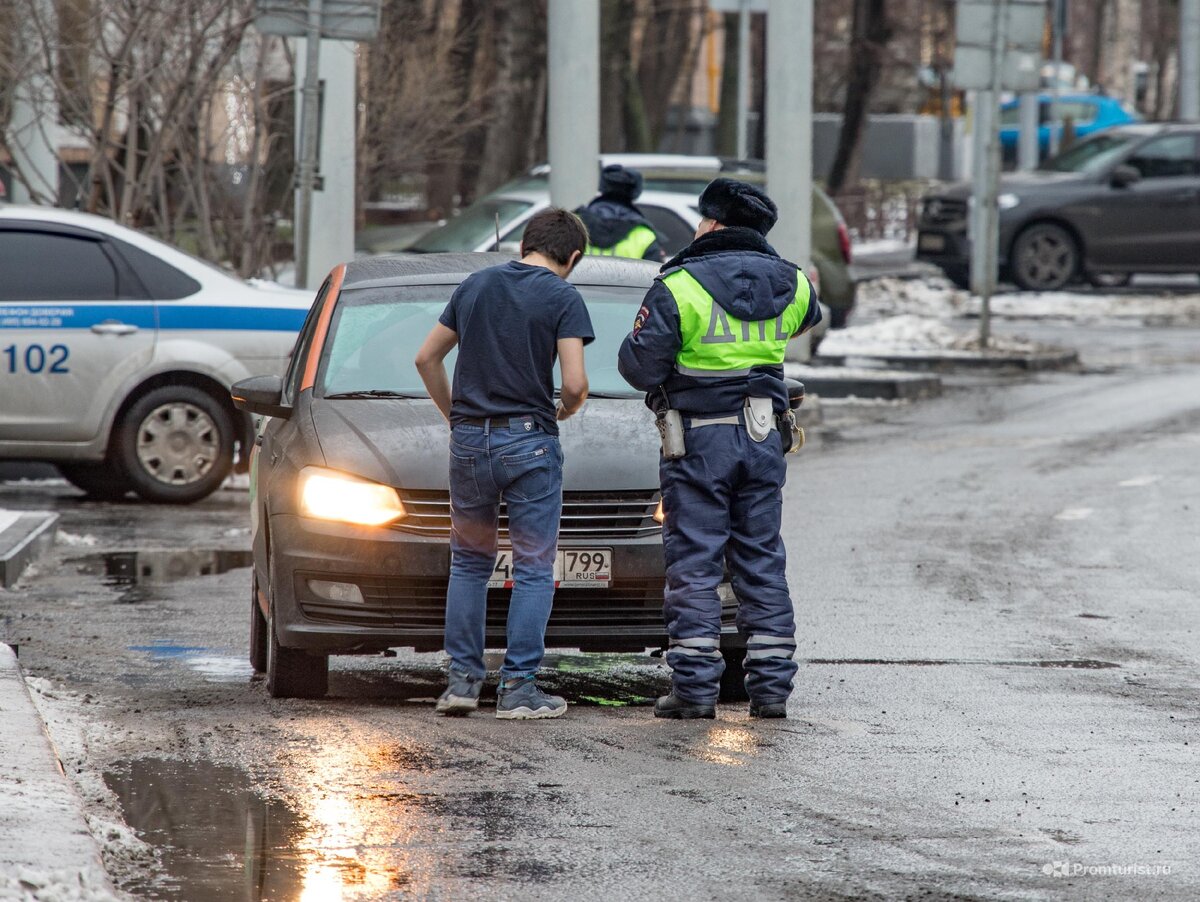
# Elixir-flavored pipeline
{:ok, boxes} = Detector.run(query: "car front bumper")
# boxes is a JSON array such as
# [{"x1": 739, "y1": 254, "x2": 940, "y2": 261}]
[{"x1": 268, "y1": 512, "x2": 741, "y2": 655}]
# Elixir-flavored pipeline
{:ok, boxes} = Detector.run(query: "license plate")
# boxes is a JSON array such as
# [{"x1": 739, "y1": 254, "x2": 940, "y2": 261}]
[
  {"x1": 918, "y1": 232, "x2": 946, "y2": 252},
  {"x1": 488, "y1": 548, "x2": 612, "y2": 589}
]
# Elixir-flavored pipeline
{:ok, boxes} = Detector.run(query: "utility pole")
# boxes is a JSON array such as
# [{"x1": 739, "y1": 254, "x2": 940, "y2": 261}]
[
  {"x1": 1048, "y1": 0, "x2": 1064, "y2": 155},
  {"x1": 548, "y1": 0, "x2": 600, "y2": 210},
  {"x1": 766, "y1": 0, "x2": 813, "y2": 360},
  {"x1": 1017, "y1": 92, "x2": 1039, "y2": 169},
  {"x1": 293, "y1": 0, "x2": 323, "y2": 289},
  {"x1": 736, "y1": 0, "x2": 751, "y2": 159},
  {"x1": 1181, "y1": 0, "x2": 1200, "y2": 121}
]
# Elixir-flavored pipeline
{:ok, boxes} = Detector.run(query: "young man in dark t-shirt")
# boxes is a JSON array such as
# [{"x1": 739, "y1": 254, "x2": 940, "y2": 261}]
[{"x1": 415, "y1": 208, "x2": 594, "y2": 719}]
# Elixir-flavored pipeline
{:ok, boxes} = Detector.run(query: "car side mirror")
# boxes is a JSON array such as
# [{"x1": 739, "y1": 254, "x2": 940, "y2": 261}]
[
  {"x1": 231, "y1": 374, "x2": 291, "y2": 419},
  {"x1": 1111, "y1": 164, "x2": 1141, "y2": 188}
]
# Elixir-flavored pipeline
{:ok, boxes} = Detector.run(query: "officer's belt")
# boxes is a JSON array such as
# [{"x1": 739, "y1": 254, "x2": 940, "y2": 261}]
[{"x1": 684, "y1": 410, "x2": 776, "y2": 431}]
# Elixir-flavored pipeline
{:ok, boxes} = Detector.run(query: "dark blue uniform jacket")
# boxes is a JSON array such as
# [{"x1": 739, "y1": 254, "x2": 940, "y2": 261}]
[
  {"x1": 617, "y1": 226, "x2": 822, "y2": 416},
  {"x1": 575, "y1": 197, "x2": 666, "y2": 262}
]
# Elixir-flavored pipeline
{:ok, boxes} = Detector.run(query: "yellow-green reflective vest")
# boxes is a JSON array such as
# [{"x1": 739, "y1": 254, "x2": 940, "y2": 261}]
[
  {"x1": 586, "y1": 224, "x2": 657, "y2": 259},
  {"x1": 661, "y1": 266, "x2": 811, "y2": 377}
]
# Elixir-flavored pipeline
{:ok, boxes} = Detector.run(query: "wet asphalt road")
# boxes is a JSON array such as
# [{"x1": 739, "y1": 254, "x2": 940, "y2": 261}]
[{"x1": 2, "y1": 315, "x2": 1199, "y2": 901}]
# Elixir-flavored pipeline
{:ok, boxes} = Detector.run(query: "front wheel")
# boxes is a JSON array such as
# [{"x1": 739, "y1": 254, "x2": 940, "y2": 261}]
[
  {"x1": 249, "y1": 570, "x2": 268, "y2": 674},
  {"x1": 1011, "y1": 223, "x2": 1079, "y2": 291},
  {"x1": 114, "y1": 385, "x2": 235, "y2": 504},
  {"x1": 265, "y1": 552, "x2": 328, "y2": 699}
]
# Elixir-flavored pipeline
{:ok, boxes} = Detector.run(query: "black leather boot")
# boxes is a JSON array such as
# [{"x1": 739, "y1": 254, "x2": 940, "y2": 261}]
[
  {"x1": 654, "y1": 692, "x2": 716, "y2": 719},
  {"x1": 749, "y1": 701, "x2": 788, "y2": 718}
]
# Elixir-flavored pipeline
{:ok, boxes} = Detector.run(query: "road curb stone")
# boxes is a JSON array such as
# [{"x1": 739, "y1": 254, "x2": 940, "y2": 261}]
[{"x1": 0, "y1": 644, "x2": 118, "y2": 900}]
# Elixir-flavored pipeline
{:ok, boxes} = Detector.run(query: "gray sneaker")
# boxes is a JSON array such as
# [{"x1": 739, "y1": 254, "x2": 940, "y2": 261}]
[
  {"x1": 495, "y1": 676, "x2": 567, "y2": 720},
  {"x1": 435, "y1": 668, "x2": 483, "y2": 716}
]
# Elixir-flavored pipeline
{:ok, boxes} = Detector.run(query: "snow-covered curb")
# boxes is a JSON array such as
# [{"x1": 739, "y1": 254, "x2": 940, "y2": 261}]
[
  {"x1": 820, "y1": 314, "x2": 1049, "y2": 357},
  {"x1": 857, "y1": 276, "x2": 1200, "y2": 323}
]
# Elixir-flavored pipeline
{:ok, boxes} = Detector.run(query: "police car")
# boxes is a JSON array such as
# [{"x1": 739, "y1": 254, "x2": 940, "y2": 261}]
[{"x1": 0, "y1": 205, "x2": 312, "y2": 503}]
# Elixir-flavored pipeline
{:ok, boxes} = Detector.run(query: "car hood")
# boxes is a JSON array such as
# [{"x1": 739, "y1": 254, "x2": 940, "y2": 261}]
[
  {"x1": 935, "y1": 169, "x2": 1091, "y2": 200},
  {"x1": 311, "y1": 398, "x2": 661, "y2": 492}
]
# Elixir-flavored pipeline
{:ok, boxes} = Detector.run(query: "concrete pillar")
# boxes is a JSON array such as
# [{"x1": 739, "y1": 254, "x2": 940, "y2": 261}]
[
  {"x1": 294, "y1": 39, "x2": 357, "y2": 290},
  {"x1": 766, "y1": 0, "x2": 813, "y2": 360},
  {"x1": 548, "y1": 0, "x2": 600, "y2": 210}
]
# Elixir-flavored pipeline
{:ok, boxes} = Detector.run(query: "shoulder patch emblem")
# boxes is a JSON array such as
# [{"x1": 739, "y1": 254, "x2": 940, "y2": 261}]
[{"x1": 632, "y1": 304, "x2": 650, "y2": 336}]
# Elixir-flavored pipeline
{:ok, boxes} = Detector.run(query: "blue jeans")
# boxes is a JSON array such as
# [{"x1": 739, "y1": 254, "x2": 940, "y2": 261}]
[{"x1": 445, "y1": 418, "x2": 563, "y2": 681}]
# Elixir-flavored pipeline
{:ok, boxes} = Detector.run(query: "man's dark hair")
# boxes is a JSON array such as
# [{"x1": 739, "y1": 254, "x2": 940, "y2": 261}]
[{"x1": 521, "y1": 207, "x2": 589, "y2": 266}]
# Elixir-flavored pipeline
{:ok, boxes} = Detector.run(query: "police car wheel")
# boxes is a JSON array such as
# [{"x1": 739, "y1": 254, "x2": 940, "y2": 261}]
[
  {"x1": 116, "y1": 386, "x2": 235, "y2": 504},
  {"x1": 57, "y1": 462, "x2": 133, "y2": 501},
  {"x1": 265, "y1": 547, "x2": 328, "y2": 699}
]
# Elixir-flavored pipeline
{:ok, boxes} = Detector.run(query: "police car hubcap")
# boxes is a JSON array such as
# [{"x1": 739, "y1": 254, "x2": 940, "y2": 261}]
[{"x1": 136, "y1": 403, "x2": 219, "y2": 485}]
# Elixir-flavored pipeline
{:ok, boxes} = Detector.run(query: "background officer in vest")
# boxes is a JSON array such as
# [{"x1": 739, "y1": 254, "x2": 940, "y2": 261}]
[
  {"x1": 617, "y1": 178, "x2": 821, "y2": 719},
  {"x1": 575, "y1": 164, "x2": 666, "y2": 262}
]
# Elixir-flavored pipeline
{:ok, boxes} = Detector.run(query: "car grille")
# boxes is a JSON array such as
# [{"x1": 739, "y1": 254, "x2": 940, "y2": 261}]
[
  {"x1": 297, "y1": 573, "x2": 666, "y2": 631},
  {"x1": 921, "y1": 196, "x2": 967, "y2": 227},
  {"x1": 391, "y1": 490, "x2": 661, "y2": 539}
]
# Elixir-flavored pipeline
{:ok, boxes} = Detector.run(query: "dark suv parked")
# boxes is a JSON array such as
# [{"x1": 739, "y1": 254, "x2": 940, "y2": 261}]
[{"x1": 916, "y1": 124, "x2": 1200, "y2": 291}]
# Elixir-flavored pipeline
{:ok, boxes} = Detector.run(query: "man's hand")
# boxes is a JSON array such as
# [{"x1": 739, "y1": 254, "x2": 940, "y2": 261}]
[
  {"x1": 556, "y1": 337, "x2": 588, "y2": 420},
  {"x1": 414, "y1": 323, "x2": 459, "y2": 422},
  {"x1": 556, "y1": 401, "x2": 570, "y2": 421}
]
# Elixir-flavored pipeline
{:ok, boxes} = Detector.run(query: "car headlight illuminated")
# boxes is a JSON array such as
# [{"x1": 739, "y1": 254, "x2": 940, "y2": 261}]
[
  {"x1": 298, "y1": 467, "x2": 405, "y2": 526},
  {"x1": 654, "y1": 499, "x2": 665, "y2": 524},
  {"x1": 997, "y1": 193, "x2": 1020, "y2": 210}
]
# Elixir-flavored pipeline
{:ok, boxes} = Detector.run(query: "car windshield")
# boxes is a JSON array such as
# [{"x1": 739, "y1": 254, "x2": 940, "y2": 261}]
[
  {"x1": 317, "y1": 283, "x2": 645, "y2": 398},
  {"x1": 407, "y1": 199, "x2": 533, "y2": 253},
  {"x1": 1040, "y1": 132, "x2": 1134, "y2": 173}
]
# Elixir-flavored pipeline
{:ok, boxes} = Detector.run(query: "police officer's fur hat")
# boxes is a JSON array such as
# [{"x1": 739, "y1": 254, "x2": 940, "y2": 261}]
[
  {"x1": 598, "y1": 164, "x2": 643, "y2": 202},
  {"x1": 698, "y1": 177, "x2": 778, "y2": 236}
]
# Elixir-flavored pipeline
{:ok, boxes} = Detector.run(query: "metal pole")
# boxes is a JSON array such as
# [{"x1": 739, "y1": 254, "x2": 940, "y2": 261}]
[
  {"x1": 1181, "y1": 0, "x2": 1200, "y2": 120},
  {"x1": 548, "y1": 0, "x2": 600, "y2": 210},
  {"x1": 1017, "y1": 92, "x2": 1039, "y2": 169},
  {"x1": 736, "y1": 0, "x2": 750, "y2": 159},
  {"x1": 978, "y1": 0, "x2": 1009, "y2": 348},
  {"x1": 1049, "y1": 0, "x2": 1064, "y2": 155},
  {"x1": 766, "y1": 0, "x2": 812, "y2": 360},
  {"x1": 294, "y1": 0, "x2": 323, "y2": 289}
]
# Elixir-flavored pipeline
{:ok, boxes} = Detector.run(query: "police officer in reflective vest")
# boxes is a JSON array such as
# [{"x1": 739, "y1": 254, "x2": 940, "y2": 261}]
[
  {"x1": 575, "y1": 164, "x2": 666, "y2": 262},
  {"x1": 618, "y1": 178, "x2": 821, "y2": 719}
]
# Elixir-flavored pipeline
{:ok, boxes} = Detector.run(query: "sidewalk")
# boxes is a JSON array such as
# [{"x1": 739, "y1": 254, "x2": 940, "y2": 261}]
[{"x1": 0, "y1": 644, "x2": 117, "y2": 900}]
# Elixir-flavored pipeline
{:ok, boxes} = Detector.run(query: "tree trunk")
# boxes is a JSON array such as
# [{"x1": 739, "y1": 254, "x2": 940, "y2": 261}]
[
  {"x1": 714, "y1": 13, "x2": 739, "y2": 157},
  {"x1": 426, "y1": 0, "x2": 482, "y2": 216},
  {"x1": 826, "y1": 0, "x2": 893, "y2": 195},
  {"x1": 474, "y1": 0, "x2": 545, "y2": 196}
]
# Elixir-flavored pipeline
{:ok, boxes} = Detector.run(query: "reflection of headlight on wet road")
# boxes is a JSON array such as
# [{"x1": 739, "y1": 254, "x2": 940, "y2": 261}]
[{"x1": 298, "y1": 467, "x2": 406, "y2": 526}]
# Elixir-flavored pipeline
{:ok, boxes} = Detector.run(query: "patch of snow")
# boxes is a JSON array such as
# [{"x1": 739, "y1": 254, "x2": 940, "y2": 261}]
[
  {"x1": 821, "y1": 314, "x2": 1045, "y2": 356},
  {"x1": 0, "y1": 868, "x2": 120, "y2": 902},
  {"x1": 857, "y1": 275, "x2": 1200, "y2": 324},
  {"x1": 853, "y1": 238, "x2": 915, "y2": 256},
  {"x1": 56, "y1": 531, "x2": 99, "y2": 548}
]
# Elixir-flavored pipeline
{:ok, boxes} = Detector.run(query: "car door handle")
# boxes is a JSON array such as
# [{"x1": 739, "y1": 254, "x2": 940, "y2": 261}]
[{"x1": 91, "y1": 321, "x2": 138, "y2": 336}]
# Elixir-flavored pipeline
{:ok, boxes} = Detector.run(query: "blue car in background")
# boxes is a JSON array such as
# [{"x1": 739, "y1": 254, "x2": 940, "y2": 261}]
[{"x1": 1000, "y1": 94, "x2": 1139, "y2": 162}]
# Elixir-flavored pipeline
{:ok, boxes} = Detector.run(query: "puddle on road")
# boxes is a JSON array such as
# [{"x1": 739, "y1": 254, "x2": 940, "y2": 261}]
[
  {"x1": 105, "y1": 757, "x2": 406, "y2": 899},
  {"x1": 105, "y1": 756, "x2": 568, "y2": 899},
  {"x1": 128, "y1": 641, "x2": 256, "y2": 684},
  {"x1": 804, "y1": 657, "x2": 1120, "y2": 669},
  {"x1": 68, "y1": 549, "x2": 253, "y2": 602}
]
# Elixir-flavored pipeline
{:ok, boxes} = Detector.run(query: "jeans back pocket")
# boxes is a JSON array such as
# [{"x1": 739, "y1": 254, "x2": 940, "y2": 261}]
[
  {"x1": 449, "y1": 448, "x2": 482, "y2": 506},
  {"x1": 501, "y1": 442, "x2": 560, "y2": 501}
]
